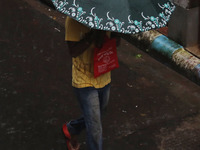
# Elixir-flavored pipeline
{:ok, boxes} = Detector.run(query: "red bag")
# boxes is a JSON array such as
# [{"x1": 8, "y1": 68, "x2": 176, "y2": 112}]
[{"x1": 94, "y1": 37, "x2": 119, "y2": 78}]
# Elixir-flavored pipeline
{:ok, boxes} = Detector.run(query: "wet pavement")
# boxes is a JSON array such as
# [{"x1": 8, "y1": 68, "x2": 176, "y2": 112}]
[{"x1": 1, "y1": 0, "x2": 200, "y2": 150}]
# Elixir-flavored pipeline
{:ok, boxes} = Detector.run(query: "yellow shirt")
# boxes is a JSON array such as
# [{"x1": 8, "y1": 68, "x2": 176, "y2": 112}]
[{"x1": 65, "y1": 17, "x2": 111, "y2": 88}]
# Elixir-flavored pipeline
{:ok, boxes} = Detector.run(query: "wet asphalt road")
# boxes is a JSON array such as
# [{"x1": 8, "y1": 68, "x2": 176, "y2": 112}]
[{"x1": 1, "y1": 0, "x2": 200, "y2": 150}]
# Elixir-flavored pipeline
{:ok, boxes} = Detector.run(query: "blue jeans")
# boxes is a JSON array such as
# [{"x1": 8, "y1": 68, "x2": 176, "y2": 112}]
[{"x1": 67, "y1": 84, "x2": 111, "y2": 150}]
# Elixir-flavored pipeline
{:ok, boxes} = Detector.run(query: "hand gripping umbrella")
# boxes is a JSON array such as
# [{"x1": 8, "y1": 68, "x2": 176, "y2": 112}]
[{"x1": 51, "y1": 0, "x2": 175, "y2": 34}]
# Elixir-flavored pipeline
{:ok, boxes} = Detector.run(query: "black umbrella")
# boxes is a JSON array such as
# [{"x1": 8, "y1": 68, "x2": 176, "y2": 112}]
[{"x1": 51, "y1": 0, "x2": 175, "y2": 34}]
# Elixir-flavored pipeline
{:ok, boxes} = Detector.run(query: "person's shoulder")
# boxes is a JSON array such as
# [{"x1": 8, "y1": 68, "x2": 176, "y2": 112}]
[
  {"x1": 65, "y1": 17, "x2": 91, "y2": 41},
  {"x1": 65, "y1": 17, "x2": 86, "y2": 28},
  {"x1": 66, "y1": 17, "x2": 77, "y2": 25}
]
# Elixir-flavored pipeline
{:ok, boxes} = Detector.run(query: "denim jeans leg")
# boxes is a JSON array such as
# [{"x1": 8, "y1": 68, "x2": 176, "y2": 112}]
[
  {"x1": 67, "y1": 117, "x2": 86, "y2": 135},
  {"x1": 98, "y1": 84, "x2": 111, "y2": 112},
  {"x1": 74, "y1": 87, "x2": 103, "y2": 150},
  {"x1": 70, "y1": 84, "x2": 111, "y2": 150}
]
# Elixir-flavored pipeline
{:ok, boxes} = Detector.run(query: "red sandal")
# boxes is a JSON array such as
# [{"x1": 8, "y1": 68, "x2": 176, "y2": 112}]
[{"x1": 62, "y1": 124, "x2": 80, "y2": 150}]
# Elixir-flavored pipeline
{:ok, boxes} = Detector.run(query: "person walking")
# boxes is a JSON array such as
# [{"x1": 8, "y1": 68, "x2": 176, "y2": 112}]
[
  {"x1": 62, "y1": 16, "x2": 120, "y2": 150},
  {"x1": 51, "y1": 0, "x2": 176, "y2": 149}
]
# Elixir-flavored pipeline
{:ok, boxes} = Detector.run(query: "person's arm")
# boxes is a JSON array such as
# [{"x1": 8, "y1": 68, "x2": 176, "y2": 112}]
[
  {"x1": 67, "y1": 31, "x2": 95, "y2": 58},
  {"x1": 67, "y1": 30, "x2": 106, "y2": 57},
  {"x1": 67, "y1": 40, "x2": 91, "y2": 58}
]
